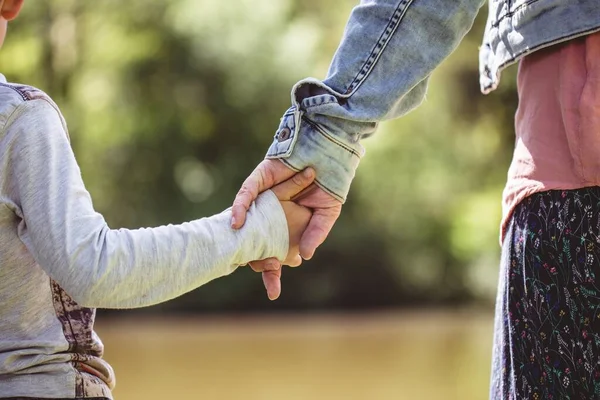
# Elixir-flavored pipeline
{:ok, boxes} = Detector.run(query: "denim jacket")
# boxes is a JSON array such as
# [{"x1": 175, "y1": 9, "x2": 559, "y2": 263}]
[{"x1": 266, "y1": 0, "x2": 600, "y2": 203}]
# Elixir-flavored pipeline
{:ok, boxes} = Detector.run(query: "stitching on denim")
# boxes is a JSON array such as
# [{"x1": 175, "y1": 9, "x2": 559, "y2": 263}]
[
  {"x1": 302, "y1": 116, "x2": 361, "y2": 158},
  {"x1": 303, "y1": 97, "x2": 338, "y2": 110},
  {"x1": 277, "y1": 158, "x2": 301, "y2": 172},
  {"x1": 268, "y1": 147, "x2": 295, "y2": 157},
  {"x1": 492, "y1": 0, "x2": 541, "y2": 28},
  {"x1": 266, "y1": 118, "x2": 362, "y2": 159},
  {"x1": 481, "y1": 25, "x2": 600, "y2": 92},
  {"x1": 282, "y1": 107, "x2": 296, "y2": 117},
  {"x1": 312, "y1": 177, "x2": 343, "y2": 202},
  {"x1": 345, "y1": 0, "x2": 414, "y2": 95},
  {"x1": 279, "y1": 158, "x2": 343, "y2": 202}
]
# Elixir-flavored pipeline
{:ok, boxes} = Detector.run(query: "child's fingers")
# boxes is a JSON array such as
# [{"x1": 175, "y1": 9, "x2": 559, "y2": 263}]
[
  {"x1": 271, "y1": 168, "x2": 315, "y2": 201},
  {"x1": 285, "y1": 254, "x2": 303, "y2": 267},
  {"x1": 262, "y1": 269, "x2": 282, "y2": 301},
  {"x1": 249, "y1": 258, "x2": 281, "y2": 272}
]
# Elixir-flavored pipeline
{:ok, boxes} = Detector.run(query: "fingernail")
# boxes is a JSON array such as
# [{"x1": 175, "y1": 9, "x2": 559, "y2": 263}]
[
  {"x1": 231, "y1": 216, "x2": 237, "y2": 227},
  {"x1": 303, "y1": 168, "x2": 314, "y2": 178}
]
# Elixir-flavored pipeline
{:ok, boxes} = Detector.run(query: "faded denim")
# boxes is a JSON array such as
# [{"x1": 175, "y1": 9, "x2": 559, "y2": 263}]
[{"x1": 266, "y1": 0, "x2": 600, "y2": 203}]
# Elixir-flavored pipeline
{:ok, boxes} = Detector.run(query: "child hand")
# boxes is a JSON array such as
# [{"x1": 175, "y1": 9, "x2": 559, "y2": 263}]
[
  {"x1": 271, "y1": 167, "x2": 315, "y2": 265},
  {"x1": 279, "y1": 200, "x2": 312, "y2": 266},
  {"x1": 256, "y1": 168, "x2": 315, "y2": 300}
]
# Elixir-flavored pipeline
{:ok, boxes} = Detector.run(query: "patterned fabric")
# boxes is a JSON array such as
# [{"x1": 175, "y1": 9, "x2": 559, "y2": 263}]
[
  {"x1": 501, "y1": 32, "x2": 600, "y2": 244},
  {"x1": 491, "y1": 187, "x2": 600, "y2": 399},
  {"x1": 49, "y1": 280, "x2": 112, "y2": 398}
]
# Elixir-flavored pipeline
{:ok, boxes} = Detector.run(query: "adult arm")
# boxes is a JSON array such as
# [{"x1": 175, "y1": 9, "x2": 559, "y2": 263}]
[{"x1": 233, "y1": 0, "x2": 486, "y2": 258}]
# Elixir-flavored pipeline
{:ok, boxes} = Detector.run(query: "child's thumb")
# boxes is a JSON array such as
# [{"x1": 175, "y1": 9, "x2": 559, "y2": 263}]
[{"x1": 271, "y1": 168, "x2": 315, "y2": 201}]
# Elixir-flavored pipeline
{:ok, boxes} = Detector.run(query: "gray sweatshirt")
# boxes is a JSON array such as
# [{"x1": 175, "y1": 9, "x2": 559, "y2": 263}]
[{"x1": 0, "y1": 75, "x2": 289, "y2": 399}]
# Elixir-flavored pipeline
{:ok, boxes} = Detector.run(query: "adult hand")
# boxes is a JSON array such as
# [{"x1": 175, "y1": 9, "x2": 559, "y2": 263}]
[
  {"x1": 248, "y1": 167, "x2": 314, "y2": 300},
  {"x1": 232, "y1": 159, "x2": 342, "y2": 265}
]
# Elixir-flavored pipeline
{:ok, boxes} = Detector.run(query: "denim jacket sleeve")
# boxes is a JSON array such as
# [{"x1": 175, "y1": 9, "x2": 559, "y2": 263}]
[{"x1": 266, "y1": 0, "x2": 486, "y2": 203}]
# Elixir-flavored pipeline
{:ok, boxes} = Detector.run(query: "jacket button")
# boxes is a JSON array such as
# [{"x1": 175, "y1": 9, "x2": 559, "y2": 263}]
[{"x1": 278, "y1": 127, "x2": 291, "y2": 142}]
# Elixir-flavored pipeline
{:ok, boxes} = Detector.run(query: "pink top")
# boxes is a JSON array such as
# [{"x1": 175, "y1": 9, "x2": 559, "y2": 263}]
[{"x1": 502, "y1": 32, "x2": 600, "y2": 241}]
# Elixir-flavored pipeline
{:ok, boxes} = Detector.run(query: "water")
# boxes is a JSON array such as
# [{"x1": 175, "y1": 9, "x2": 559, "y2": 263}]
[{"x1": 97, "y1": 311, "x2": 493, "y2": 400}]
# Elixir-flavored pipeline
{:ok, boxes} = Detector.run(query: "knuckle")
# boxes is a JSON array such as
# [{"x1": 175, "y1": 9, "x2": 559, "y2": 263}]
[
  {"x1": 236, "y1": 185, "x2": 250, "y2": 197},
  {"x1": 259, "y1": 164, "x2": 273, "y2": 185},
  {"x1": 311, "y1": 225, "x2": 328, "y2": 240},
  {"x1": 292, "y1": 173, "x2": 304, "y2": 186},
  {"x1": 234, "y1": 188, "x2": 254, "y2": 207}
]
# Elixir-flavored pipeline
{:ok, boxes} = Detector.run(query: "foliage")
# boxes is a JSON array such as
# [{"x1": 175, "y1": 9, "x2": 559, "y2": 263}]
[{"x1": 0, "y1": 0, "x2": 518, "y2": 312}]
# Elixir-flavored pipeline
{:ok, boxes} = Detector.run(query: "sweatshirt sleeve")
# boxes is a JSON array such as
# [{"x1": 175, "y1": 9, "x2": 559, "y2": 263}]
[{"x1": 3, "y1": 99, "x2": 289, "y2": 309}]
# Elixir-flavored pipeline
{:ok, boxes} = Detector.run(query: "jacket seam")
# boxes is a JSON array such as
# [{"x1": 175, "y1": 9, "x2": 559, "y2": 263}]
[
  {"x1": 282, "y1": 107, "x2": 296, "y2": 117},
  {"x1": 278, "y1": 158, "x2": 343, "y2": 202},
  {"x1": 302, "y1": 116, "x2": 362, "y2": 158},
  {"x1": 303, "y1": 98, "x2": 339, "y2": 110},
  {"x1": 492, "y1": 0, "x2": 541, "y2": 28},
  {"x1": 268, "y1": 118, "x2": 362, "y2": 159},
  {"x1": 267, "y1": 150, "x2": 287, "y2": 157},
  {"x1": 344, "y1": 0, "x2": 415, "y2": 96},
  {"x1": 268, "y1": 148, "x2": 294, "y2": 157},
  {"x1": 482, "y1": 26, "x2": 600, "y2": 93}
]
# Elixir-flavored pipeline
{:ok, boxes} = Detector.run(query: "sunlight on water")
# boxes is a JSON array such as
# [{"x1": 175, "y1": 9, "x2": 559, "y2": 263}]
[{"x1": 97, "y1": 311, "x2": 493, "y2": 400}]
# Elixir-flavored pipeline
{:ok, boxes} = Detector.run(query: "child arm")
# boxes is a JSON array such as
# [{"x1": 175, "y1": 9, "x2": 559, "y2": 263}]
[{"x1": 4, "y1": 99, "x2": 290, "y2": 309}]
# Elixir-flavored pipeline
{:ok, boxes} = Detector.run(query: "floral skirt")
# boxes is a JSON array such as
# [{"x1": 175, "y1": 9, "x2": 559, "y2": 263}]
[{"x1": 491, "y1": 187, "x2": 600, "y2": 399}]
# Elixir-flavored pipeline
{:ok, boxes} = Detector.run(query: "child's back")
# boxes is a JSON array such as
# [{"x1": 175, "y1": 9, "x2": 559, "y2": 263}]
[
  {"x1": 0, "y1": 1, "x2": 315, "y2": 397},
  {"x1": 0, "y1": 80, "x2": 115, "y2": 397},
  {"x1": 0, "y1": 70, "x2": 312, "y2": 400}
]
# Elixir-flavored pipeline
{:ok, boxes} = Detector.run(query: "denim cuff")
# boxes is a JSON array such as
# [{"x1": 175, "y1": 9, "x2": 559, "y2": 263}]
[{"x1": 265, "y1": 81, "x2": 364, "y2": 203}]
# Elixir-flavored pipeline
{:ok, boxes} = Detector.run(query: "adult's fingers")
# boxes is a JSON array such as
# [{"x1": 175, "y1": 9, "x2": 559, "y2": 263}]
[
  {"x1": 271, "y1": 168, "x2": 315, "y2": 201},
  {"x1": 262, "y1": 269, "x2": 282, "y2": 301},
  {"x1": 299, "y1": 206, "x2": 341, "y2": 260},
  {"x1": 231, "y1": 160, "x2": 295, "y2": 229}
]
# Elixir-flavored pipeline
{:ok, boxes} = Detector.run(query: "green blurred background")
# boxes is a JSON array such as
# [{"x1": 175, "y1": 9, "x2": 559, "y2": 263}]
[{"x1": 0, "y1": 0, "x2": 519, "y2": 398}]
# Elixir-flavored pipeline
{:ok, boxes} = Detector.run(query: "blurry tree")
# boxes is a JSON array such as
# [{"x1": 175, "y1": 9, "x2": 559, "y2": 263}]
[{"x1": 0, "y1": 0, "x2": 517, "y2": 313}]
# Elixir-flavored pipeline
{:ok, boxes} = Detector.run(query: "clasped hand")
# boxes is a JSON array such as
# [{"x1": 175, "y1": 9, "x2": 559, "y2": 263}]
[{"x1": 231, "y1": 160, "x2": 342, "y2": 300}]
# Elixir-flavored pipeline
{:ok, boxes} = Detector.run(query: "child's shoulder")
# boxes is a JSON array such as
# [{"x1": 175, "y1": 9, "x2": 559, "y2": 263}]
[
  {"x1": 0, "y1": 76, "x2": 65, "y2": 134},
  {"x1": 0, "y1": 78, "x2": 60, "y2": 113}
]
